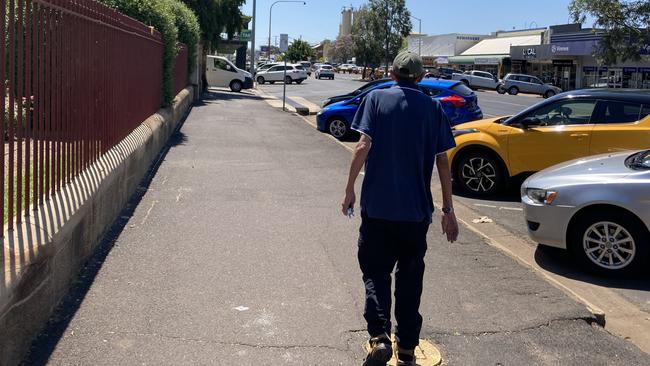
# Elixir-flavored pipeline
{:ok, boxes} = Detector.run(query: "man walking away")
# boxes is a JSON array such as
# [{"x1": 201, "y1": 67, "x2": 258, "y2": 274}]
[{"x1": 341, "y1": 51, "x2": 459, "y2": 366}]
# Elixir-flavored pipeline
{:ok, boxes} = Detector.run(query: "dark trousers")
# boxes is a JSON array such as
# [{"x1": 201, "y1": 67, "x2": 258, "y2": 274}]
[{"x1": 358, "y1": 212, "x2": 429, "y2": 350}]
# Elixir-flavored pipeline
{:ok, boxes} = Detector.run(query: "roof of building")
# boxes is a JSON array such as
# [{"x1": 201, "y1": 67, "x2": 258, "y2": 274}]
[{"x1": 461, "y1": 35, "x2": 541, "y2": 56}]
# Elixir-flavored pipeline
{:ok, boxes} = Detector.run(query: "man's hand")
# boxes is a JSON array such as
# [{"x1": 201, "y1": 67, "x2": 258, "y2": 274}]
[
  {"x1": 341, "y1": 190, "x2": 356, "y2": 216},
  {"x1": 441, "y1": 212, "x2": 459, "y2": 243}
]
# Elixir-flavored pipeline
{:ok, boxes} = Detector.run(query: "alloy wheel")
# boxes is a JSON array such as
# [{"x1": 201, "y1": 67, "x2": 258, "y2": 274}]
[
  {"x1": 328, "y1": 119, "x2": 347, "y2": 139},
  {"x1": 583, "y1": 221, "x2": 636, "y2": 270},
  {"x1": 460, "y1": 157, "x2": 496, "y2": 193}
]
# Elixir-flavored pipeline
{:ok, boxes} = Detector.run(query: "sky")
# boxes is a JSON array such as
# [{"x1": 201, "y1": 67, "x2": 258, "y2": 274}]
[{"x1": 241, "y1": 0, "x2": 582, "y2": 48}]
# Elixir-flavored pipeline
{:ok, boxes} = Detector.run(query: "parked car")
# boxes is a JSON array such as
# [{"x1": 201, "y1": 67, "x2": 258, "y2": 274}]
[
  {"x1": 502, "y1": 73, "x2": 562, "y2": 98},
  {"x1": 322, "y1": 78, "x2": 392, "y2": 107},
  {"x1": 299, "y1": 61, "x2": 312, "y2": 76},
  {"x1": 255, "y1": 64, "x2": 308, "y2": 84},
  {"x1": 448, "y1": 89, "x2": 650, "y2": 196},
  {"x1": 522, "y1": 150, "x2": 650, "y2": 275},
  {"x1": 254, "y1": 62, "x2": 279, "y2": 75},
  {"x1": 452, "y1": 70, "x2": 503, "y2": 91},
  {"x1": 425, "y1": 67, "x2": 462, "y2": 80},
  {"x1": 315, "y1": 65, "x2": 335, "y2": 80},
  {"x1": 311, "y1": 63, "x2": 323, "y2": 74},
  {"x1": 205, "y1": 55, "x2": 253, "y2": 92},
  {"x1": 317, "y1": 79, "x2": 483, "y2": 139}
]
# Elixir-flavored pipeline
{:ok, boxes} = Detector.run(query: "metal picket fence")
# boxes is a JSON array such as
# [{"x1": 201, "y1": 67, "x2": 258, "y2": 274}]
[{"x1": 2, "y1": 0, "x2": 187, "y2": 231}]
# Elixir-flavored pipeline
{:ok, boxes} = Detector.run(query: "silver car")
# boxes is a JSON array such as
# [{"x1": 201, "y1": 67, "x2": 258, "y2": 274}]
[
  {"x1": 315, "y1": 65, "x2": 335, "y2": 80},
  {"x1": 255, "y1": 64, "x2": 308, "y2": 84},
  {"x1": 522, "y1": 150, "x2": 650, "y2": 274},
  {"x1": 502, "y1": 73, "x2": 562, "y2": 98}
]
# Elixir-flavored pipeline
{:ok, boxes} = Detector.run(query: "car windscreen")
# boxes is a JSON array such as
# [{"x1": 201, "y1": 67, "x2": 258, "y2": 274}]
[
  {"x1": 626, "y1": 150, "x2": 650, "y2": 170},
  {"x1": 294, "y1": 65, "x2": 304, "y2": 70},
  {"x1": 321, "y1": 66, "x2": 333, "y2": 70},
  {"x1": 450, "y1": 83, "x2": 473, "y2": 97}
]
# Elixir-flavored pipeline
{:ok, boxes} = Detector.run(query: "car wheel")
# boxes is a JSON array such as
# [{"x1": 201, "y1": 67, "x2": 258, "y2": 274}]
[
  {"x1": 257, "y1": 76, "x2": 265, "y2": 85},
  {"x1": 496, "y1": 84, "x2": 506, "y2": 94},
  {"x1": 327, "y1": 118, "x2": 348, "y2": 140},
  {"x1": 569, "y1": 210, "x2": 649, "y2": 275},
  {"x1": 269, "y1": 81, "x2": 275, "y2": 84},
  {"x1": 296, "y1": 79, "x2": 303, "y2": 84},
  {"x1": 454, "y1": 150, "x2": 505, "y2": 196},
  {"x1": 544, "y1": 90, "x2": 556, "y2": 99},
  {"x1": 331, "y1": 76, "x2": 334, "y2": 80},
  {"x1": 284, "y1": 76, "x2": 292, "y2": 84},
  {"x1": 229, "y1": 80, "x2": 242, "y2": 92},
  {"x1": 507, "y1": 86, "x2": 519, "y2": 95}
]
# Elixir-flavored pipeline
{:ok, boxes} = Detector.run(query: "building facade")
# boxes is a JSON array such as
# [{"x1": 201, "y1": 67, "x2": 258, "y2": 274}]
[
  {"x1": 449, "y1": 29, "x2": 545, "y2": 78},
  {"x1": 406, "y1": 33, "x2": 488, "y2": 67},
  {"x1": 509, "y1": 24, "x2": 650, "y2": 90}
]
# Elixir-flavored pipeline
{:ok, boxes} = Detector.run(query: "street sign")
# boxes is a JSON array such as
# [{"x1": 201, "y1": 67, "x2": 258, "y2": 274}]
[
  {"x1": 279, "y1": 34, "x2": 289, "y2": 53},
  {"x1": 240, "y1": 29, "x2": 251, "y2": 42}
]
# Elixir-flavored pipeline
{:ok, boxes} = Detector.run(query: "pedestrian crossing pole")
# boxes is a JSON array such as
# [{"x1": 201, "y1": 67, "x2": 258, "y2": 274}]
[
  {"x1": 279, "y1": 34, "x2": 289, "y2": 111},
  {"x1": 283, "y1": 55, "x2": 287, "y2": 111}
]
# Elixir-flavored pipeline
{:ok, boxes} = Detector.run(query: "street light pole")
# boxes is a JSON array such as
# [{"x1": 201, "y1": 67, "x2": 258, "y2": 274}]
[
  {"x1": 250, "y1": 0, "x2": 256, "y2": 75},
  {"x1": 410, "y1": 15, "x2": 422, "y2": 56},
  {"x1": 268, "y1": 1, "x2": 306, "y2": 60}
]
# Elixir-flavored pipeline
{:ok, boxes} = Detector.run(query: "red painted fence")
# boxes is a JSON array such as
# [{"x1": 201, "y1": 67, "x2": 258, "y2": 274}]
[{"x1": 2, "y1": 0, "x2": 188, "y2": 231}]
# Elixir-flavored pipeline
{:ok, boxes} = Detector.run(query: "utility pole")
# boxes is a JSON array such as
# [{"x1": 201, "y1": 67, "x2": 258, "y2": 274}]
[{"x1": 250, "y1": 0, "x2": 256, "y2": 75}]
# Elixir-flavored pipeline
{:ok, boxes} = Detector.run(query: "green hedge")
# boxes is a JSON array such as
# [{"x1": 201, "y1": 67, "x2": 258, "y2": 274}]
[
  {"x1": 99, "y1": 0, "x2": 199, "y2": 106},
  {"x1": 168, "y1": 1, "x2": 200, "y2": 76}
]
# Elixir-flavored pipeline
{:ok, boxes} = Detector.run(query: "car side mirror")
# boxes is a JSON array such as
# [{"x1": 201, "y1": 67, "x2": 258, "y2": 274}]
[
  {"x1": 519, "y1": 117, "x2": 541, "y2": 129},
  {"x1": 350, "y1": 97, "x2": 362, "y2": 105}
]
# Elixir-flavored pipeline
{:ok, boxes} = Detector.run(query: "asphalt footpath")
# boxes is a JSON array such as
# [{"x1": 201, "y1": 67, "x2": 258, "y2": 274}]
[{"x1": 23, "y1": 89, "x2": 650, "y2": 365}]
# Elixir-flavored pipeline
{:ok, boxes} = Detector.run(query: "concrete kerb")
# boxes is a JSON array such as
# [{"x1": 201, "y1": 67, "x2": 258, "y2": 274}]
[
  {"x1": 252, "y1": 87, "x2": 316, "y2": 115},
  {"x1": 0, "y1": 87, "x2": 194, "y2": 366}
]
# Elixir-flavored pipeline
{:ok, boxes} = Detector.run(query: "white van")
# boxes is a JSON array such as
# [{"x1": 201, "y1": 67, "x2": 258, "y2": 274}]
[{"x1": 206, "y1": 55, "x2": 253, "y2": 92}]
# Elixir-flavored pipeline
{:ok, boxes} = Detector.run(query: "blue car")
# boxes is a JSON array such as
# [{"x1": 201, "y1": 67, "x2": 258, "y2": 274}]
[{"x1": 316, "y1": 79, "x2": 483, "y2": 139}]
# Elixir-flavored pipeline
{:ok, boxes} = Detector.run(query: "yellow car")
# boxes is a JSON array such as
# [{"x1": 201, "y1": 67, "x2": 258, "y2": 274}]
[{"x1": 448, "y1": 89, "x2": 650, "y2": 196}]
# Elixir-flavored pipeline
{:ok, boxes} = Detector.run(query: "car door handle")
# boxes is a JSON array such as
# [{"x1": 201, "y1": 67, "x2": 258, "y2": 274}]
[{"x1": 570, "y1": 133, "x2": 589, "y2": 137}]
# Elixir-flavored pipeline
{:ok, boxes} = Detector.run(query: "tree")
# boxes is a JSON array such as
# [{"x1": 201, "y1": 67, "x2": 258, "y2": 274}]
[
  {"x1": 331, "y1": 34, "x2": 355, "y2": 63},
  {"x1": 286, "y1": 39, "x2": 315, "y2": 62},
  {"x1": 181, "y1": 0, "x2": 245, "y2": 91},
  {"x1": 351, "y1": 5, "x2": 383, "y2": 76},
  {"x1": 570, "y1": 0, "x2": 650, "y2": 65},
  {"x1": 369, "y1": 0, "x2": 412, "y2": 69}
]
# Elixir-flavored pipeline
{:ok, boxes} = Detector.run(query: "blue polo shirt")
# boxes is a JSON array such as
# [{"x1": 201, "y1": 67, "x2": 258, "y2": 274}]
[{"x1": 351, "y1": 82, "x2": 456, "y2": 222}]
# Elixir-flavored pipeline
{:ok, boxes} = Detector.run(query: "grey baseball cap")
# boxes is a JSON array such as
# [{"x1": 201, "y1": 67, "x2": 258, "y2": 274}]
[{"x1": 392, "y1": 51, "x2": 424, "y2": 79}]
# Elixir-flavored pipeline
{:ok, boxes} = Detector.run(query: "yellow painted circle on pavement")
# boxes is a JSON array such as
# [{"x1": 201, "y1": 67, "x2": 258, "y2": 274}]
[{"x1": 363, "y1": 335, "x2": 442, "y2": 366}]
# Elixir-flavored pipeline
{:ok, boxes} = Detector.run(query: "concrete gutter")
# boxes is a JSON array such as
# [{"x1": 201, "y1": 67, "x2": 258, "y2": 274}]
[{"x1": 0, "y1": 87, "x2": 194, "y2": 366}]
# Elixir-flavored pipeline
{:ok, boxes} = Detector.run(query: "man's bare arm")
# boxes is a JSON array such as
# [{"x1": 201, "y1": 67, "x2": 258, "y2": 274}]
[
  {"x1": 436, "y1": 153, "x2": 459, "y2": 242},
  {"x1": 341, "y1": 134, "x2": 371, "y2": 215}
]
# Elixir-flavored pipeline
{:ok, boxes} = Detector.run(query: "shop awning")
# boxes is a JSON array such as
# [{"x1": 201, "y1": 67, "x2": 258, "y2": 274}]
[{"x1": 448, "y1": 54, "x2": 508, "y2": 64}]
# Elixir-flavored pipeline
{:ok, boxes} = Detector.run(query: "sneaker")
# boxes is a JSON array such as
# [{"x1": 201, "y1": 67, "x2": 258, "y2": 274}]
[
  {"x1": 362, "y1": 334, "x2": 393, "y2": 366},
  {"x1": 396, "y1": 350, "x2": 416, "y2": 366}
]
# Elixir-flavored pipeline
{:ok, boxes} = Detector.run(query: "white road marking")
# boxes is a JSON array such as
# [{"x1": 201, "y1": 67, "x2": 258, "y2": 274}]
[
  {"x1": 484, "y1": 99, "x2": 532, "y2": 108},
  {"x1": 474, "y1": 203, "x2": 497, "y2": 208},
  {"x1": 499, "y1": 206, "x2": 523, "y2": 212}
]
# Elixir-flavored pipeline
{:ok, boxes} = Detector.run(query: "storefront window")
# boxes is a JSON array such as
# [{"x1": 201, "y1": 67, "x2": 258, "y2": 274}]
[{"x1": 641, "y1": 68, "x2": 650, "y2": 89}]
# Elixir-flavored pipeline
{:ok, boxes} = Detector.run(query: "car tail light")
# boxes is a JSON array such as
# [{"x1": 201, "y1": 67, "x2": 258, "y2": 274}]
[{"x1": 440, "y1": 95, "x2": 466, "y2": 107}]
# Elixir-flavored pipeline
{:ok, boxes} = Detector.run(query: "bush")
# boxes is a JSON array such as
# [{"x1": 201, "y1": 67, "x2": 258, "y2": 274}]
[{"x1": 168, "y1": 1, "x2": 200, "y2": 77}]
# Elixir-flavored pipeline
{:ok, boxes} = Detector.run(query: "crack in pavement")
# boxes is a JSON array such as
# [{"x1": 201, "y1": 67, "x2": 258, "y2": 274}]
[
  {"x1": 424, "y1": 316, "x2": 598, "y2": 338},
  {"x1": 71, "y1": 330, "x2": 351, "y2": 353}
]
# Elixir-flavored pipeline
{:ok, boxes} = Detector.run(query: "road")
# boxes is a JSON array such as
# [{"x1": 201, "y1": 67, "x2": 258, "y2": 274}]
[
  {"x1": 23, "y1": 89, "x2": 650, "y2": 365},
  {"x1": 259, "y1": 75, "x2": 650, "y2": 351}
]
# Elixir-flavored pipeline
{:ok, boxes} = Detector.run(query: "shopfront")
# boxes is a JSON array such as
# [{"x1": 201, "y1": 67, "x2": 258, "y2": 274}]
[{"x1": 511, "y1": 44, "x2": 581, "y2": 90}]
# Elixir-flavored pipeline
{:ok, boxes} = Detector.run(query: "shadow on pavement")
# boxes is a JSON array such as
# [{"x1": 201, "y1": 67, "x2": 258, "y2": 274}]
[
  {"x1": 534, "y1": 244, "x2": 650, "y2": 290},
  {"x1": 451, "y1": 175, "x2": 529, "y2": 203},
  {"x1": 195, "y1": 89, "x2": 260, "y2": 106},
  {"x1": 20, "y1": 124, "x2": 190, "y2": 366}
]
